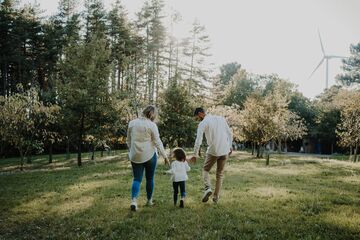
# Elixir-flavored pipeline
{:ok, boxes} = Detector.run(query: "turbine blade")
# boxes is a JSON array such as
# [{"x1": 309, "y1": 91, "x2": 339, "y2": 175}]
[
  {"x1": 328, "y1": 55, "x2": 347, "y2": 59},
  {"x1": 309, "y1": 58, "x2": 325, "y2": 79},
  {"x1": 318, "y1": 29, "x2": 326, "y2": 55}
]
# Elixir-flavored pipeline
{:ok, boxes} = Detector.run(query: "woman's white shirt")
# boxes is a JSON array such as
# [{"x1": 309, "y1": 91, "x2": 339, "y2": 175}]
[{"x1": 126, "y1": 117, "x2": 167, "y2": 163}]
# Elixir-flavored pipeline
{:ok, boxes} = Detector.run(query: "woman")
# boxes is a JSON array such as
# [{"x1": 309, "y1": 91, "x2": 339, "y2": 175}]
[{"x1": 126, "y1": 105, "x2": 169, "y2": 211}]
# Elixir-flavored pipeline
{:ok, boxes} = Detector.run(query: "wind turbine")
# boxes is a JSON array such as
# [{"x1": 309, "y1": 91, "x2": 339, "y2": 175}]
[{"x1": 309, "y1": 30, "x2": 347, "y2": 89}]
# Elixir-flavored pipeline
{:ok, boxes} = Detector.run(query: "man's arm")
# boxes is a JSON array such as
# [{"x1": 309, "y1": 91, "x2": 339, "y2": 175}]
[
  {"x1": 193, "y1": 121, "x2": 206, "y2": 158},
  {"x1": 224, "y1": 118, "x2": 233, "y2": 154}
]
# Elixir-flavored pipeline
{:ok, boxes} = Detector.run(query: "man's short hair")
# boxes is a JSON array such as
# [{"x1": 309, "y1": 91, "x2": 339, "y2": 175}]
[{"x1": 194, "y1": 107, "x2": 205, "y2": 116}]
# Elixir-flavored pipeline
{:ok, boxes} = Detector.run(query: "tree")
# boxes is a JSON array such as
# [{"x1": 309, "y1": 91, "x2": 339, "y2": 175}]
[
  {"x1": 108, "y1": 0, "x2": 132, "y2": 92},
  {"x1": 239, "y1": 94, "x2": 275, "y2": 158},
  {"x1": 183, "y1": 20, "x2": 212, "y2": 97},
  {"x1": 288, "y1": 91, "x2": 316, "y2": 133},
  {"x1": 166, "y1": 10, "x2": 182, "y2": 85},
  {"x1": 84, "y1": 0, "x2": 107, "y2": 41},
  {"x1": 219, "y1": 62, "x2": 241, "y2": 86},
  {"x1": 336, "y1": 90, "x2": 360, "y2": 162},
  {"x1": 0, "y1": 86, "x2": 59, "y2": 170},
  {"x1": 136, "y1": 0, "x2": 166, "y2": 104},
  {"x1": 58, "y1": 34, "x2": 111, "y2": 166},
  {"x1": 159, "y1": 82, "x2": 196, "y2": 149},
  {"x1": 337, "y1": 42, "x2": 360, "y2": 86},
  {"x1": 313, "y1": 86, "x2": 342, "y2": 154},
  {"x1": 222, "y1": 69, "x2": 257, "y2": 109},
  {"x1": 239, "y1": 90, "x2": 306, "y2": 164}
]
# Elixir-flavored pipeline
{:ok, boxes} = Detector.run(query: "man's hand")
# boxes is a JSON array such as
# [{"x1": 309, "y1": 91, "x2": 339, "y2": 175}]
[
  {"x1": 229, "y1": 148, "x2": 233, "y2": 156},
  {"x1": 164, "y1": 157, "x2": 170, "y2": 166}
]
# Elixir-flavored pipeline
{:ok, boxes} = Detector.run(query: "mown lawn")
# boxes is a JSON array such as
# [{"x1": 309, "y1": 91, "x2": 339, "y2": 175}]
[{"x1": 0, "y1": 151, "x2": 359, "y2": 240}]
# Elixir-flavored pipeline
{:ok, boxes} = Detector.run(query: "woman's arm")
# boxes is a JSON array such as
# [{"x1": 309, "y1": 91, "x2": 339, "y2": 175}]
[
  {"x1": 150, "y1": 123, "x2": 169, "y2": 164},
  {"x1": 126, "y1": 122, "x2": 132, "y2": 149}
]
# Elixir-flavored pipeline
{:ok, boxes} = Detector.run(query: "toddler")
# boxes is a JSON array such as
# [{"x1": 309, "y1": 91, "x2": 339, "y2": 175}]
[{"x1": 166, "y1": 148, "x2": 190, "y2": 208}]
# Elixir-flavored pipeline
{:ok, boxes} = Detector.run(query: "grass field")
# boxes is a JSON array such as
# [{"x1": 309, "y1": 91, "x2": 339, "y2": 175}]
[{"x1": 0, "y1": 151, "x2": 359, "y2": 240}]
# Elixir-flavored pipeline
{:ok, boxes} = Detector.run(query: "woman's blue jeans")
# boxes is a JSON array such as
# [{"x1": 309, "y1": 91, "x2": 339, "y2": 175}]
[{"x1": 131, "y1": 153, "x2": 157, "y2": 200}]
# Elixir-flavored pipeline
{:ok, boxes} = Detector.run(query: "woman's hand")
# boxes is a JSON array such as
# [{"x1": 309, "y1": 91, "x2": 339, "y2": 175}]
[{"x1": 164, "y1": 157, "x2": 170, "y2": 166}]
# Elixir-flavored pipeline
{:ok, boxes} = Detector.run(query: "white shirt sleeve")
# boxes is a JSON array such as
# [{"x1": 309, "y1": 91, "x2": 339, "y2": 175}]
[
  {"x1": 126, "y1": 121, "x2": 132, "y2": 149},
  {"x1": 150, "y1": 122, "x2": 167, "y2": 159},
  {"x1": 224, "y1": 117, "x2": 233, "y2": 150},
  {"x1": 193, "y1": 120, "x2": 206, "y2": 158},
  {"x1": 185, "y1": 161, "x2": 190, "y2": 172}
]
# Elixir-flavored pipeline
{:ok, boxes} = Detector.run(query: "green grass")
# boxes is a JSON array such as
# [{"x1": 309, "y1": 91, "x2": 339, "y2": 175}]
[{"x1": 0, "y1": 151, "x2": 359, "y2": 240}]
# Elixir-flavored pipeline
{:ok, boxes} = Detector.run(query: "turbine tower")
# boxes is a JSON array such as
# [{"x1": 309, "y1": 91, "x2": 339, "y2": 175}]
[{"x1": 309, "y1": 30, "x2": 347, "y2": 89}]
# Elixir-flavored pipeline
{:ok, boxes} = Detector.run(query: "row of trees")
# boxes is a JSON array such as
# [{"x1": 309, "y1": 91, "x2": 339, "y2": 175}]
[
  {"x1": 0, "y1": 0, "x2": 209, "y2": 168},
  {"x1": 0, "y1": 0, "x2": 359, "y2": 169},
  {"x1": 209, "y1": 40, "x2": 360, "y2": 162}
]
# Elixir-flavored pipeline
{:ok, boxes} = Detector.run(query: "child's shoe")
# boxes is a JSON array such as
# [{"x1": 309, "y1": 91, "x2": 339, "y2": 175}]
[
  {"x1": 179, "y1": 199, "x2": 184, "y2": 208},
  {"x1": 146, "y1": 198, "x2": 154, "y2": 206}
]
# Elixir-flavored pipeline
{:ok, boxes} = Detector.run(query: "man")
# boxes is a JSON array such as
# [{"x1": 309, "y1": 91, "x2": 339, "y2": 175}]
[{"x1": 191, "y1": 107, "x2": 233, "y2": 204}]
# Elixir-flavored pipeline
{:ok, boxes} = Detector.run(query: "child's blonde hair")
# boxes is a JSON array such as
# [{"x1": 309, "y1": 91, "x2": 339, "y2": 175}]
[{"x1": 172, "y1": 148, "x2": 186, "y2": 162}]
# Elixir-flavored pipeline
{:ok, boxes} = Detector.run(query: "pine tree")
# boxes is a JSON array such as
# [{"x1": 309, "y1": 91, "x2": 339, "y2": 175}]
[
  {"x1": 108, "y1": 0, "x2": 131, "y2": 92},
  {"x1": 58, "y1": 34, "x2": 111, "y2": 166},
  {"x1": 136, "y1": 0, "x2": 166, "y2": 104},
  {"x1": 337, "y1": 42, "x2": 360, "y2": 86},
  {"x1": 183, "y1": 20, "x2": 212, "y2": 97},
  {"x1": 159, "y1": 81, "x2": 196, "y2": 149},
  {"x1": 84, "y1": 0, "x2": 107, "y2": 41}
]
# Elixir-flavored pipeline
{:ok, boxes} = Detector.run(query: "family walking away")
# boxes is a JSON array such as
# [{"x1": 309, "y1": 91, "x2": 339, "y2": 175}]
[{"x1": 126, "y1": 105, "x2": 232, "y2": 211}]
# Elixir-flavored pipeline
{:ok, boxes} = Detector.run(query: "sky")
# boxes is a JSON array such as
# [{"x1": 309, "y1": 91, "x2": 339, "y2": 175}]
[{"x1": 28, "y1": 0, "x2": 360, "y2": 98}]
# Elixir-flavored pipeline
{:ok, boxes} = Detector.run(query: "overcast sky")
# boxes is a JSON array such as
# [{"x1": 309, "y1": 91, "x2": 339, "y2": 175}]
[{"x1": 29, "y1": 0, "x2": 360, "y2": 98}]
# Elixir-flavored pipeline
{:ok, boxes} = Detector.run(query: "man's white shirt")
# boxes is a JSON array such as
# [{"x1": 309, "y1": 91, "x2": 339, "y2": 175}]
[{"x1": 193, "y1": 114, "x2": 233, "y2": 157}]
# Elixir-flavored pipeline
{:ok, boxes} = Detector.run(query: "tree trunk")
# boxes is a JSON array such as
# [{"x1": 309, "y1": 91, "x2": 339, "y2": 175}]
[
  {"x1": 66, "y1": 138, "x2": 70, "y2": 160},
  {"x1": 266, "y1": 153, "x2": 270, "y2": 166},
  {"x1": 91, "y1": 141, "x2": 95, "y2": 160},
  {"x1": 0, "y1": 140, "x2": 4, "y2": 159},
  {"x1": 19, "y1": 149, "x2": 24, "y2": 171},
  {"x1": 91, "y1": 147, "x2": 95, "y2": 161},
  {"x1": 133, "y1": 56, "x2": 138, "y2": 96},
  {"x1": 256, "y1": 144, "x2": 260, "y2": 158},
  {"x1": 349, "y1": 146, "x2": 353, "y2": 161},
  {"x1": 48, "y1": 142, "x2": 53, "y2": 164},
  {"x1": 101, "y1": 149, "x2": 104, "y2": 157},
  {"x1": 277, "y1": 139, "x2": 281, "y2": 153},
  {"x1": 355, "y1": 144, "x2": 358, "y2": 163},
  {"x1": 26, "y1": 154, "x2": 32, "y2": 164},
  {"x1": 117, "y1": 62, "x2": 121, "y2": 91},
  {"x1": 260, "y1": 145, "x2": 264, "y2": 158},
  {"x1": 251, "y1": 142, "x2": 255, "y2": 155},
  {"x1": 77, "y1": 114, "x2": 84, "y2": 167},
  {"x1": 112, "y1": 65, "x2": 116, "y2": 93}
]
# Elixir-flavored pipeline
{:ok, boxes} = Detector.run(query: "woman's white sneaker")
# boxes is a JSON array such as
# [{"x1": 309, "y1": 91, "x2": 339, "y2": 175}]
[{"x1": 130, "y1": 199, "x2": 137, "y2": 211}]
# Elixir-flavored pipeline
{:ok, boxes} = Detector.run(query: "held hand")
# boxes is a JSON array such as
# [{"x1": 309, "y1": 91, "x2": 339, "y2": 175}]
[
  {"x1": 187, "y1": 156, "x2": 197, "y2": 164},
  {"x1": 164, "y1": 157, "x2": 170, "y2": 166},
  {"x1": 229, "y1": 148, "x2": 233, "y2": 156}
]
